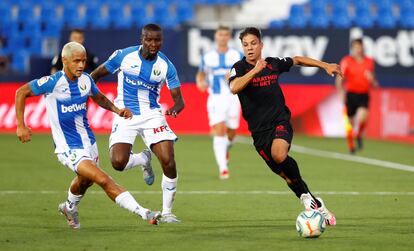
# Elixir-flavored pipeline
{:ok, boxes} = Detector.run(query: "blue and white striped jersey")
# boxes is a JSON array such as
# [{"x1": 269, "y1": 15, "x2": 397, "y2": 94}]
[
  {"x1": 199, "y1": 48, "x2": 243, "y2": 95},
  {"x1": 104, "y1": 45, "x2": 180, "y2": 116},
  {"x1": 29, "y1": 71, "x2": 99, "y2": 153}
]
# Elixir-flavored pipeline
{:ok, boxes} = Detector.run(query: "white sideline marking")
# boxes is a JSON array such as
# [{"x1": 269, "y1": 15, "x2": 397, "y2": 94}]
[
  {"x1": 235, "y1": 137, "x2": 414, "y2": 172},
  {"x1": 1, "y1": 190, "x2": 414, "y2": 196}
]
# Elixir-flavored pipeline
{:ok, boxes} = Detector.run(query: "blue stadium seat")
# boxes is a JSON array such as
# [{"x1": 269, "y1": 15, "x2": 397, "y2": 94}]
[
  {"x1": 400, "y1": 9, "x2": 414, "y2": 28},
  {"x1": 17, "y1": 2, "x2": 37, "y2": 23},
  {"x1": 109, "y1": 3, "x2": 133, "y2": 29},
  {"x1": 332, "y1": 11, "x2": 352, "y2": 28},
  {"x1": 268, "y1": 19, "x2": 285, "y2": 28},
  {"x1": 42, "y1": 21, "x2": 62, "y2": 37},
  {"x1": 130, "y1": 3, "x2": 152, "y2": 26},
  {"x1": 21, "y1": 20, "x2": 42, "y2": 37},
  {"x1": 377, "y1": 8, "x2": 396, "y2": 28},
  {"x1": 354, "y1": 11, "x2": 375, "y2": 28},
  {"x1": 176, "y1": 1, "x2": 194, "y2": 23},
  {"x1": 288, "y1": 5, "x2": 307, "y2": 29},
  {"x1": 152, "y1": 2, "x2": 170, "y2": 24},
  {"x1": 0, "y1": 1, "x2": 12, "y2": 24},
  {"x1": 310, "y1": 15, "x2": 329, "y2": 28},
  {"x1": 11, "y1": 51, "x2": 29, "y2": 72}
]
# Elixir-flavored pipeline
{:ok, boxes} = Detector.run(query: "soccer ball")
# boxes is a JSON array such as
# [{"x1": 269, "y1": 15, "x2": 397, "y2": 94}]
[{"x1": 296, "y1": 210, "x2": 326, "y2": 238}]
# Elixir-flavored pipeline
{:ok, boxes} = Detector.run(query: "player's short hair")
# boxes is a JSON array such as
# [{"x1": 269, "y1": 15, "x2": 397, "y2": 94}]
[
  {"x1": 70, "y1": 28, "x2": 84, "y2": 35},
  {"x1": 239, "y1": 27, "x2": 262, "y2": 42},
  {"x1": 351, "y1": 38, "x2": 363, "y2": 47},
  {"x1": 142, "y1": 23, "x2": 162, "y2": 34},
  {"x1": 216, "y1": 25, "x2": 231, "y2": 32},
  {"x1": 61, "y1": 41, "x2": 86, "y2": 59}
]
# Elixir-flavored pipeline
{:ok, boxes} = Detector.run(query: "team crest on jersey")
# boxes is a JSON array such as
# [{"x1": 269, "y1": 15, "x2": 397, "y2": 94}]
[
  {"x1": 230, "y1": 68, "x2": 236, "y2": 78},
  {"x1": 79, "y1": 83, "x2": 87, "y2": 91},
  {"x1": 37, "y1": 76, "x2": 49, "y2": 87},
  {"x1": 153, "y1": 69, "x2": 161, "y2": 76}
]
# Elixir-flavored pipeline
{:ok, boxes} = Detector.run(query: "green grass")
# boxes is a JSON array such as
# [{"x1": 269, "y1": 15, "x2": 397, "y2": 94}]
[{"x1": 0, "y1": 134, "x2": 414, "y2": 251}]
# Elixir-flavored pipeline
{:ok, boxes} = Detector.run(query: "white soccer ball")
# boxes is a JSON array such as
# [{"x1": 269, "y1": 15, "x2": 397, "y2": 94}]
[{"x1": 296, "y1": 210, "x2": 326, "y2": 238}]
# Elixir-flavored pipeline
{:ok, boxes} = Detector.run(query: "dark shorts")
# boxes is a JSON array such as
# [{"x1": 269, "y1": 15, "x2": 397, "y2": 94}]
[
  {"x1": 346, "y1": 92, "x2": 369, "y2": 117},
  {"x1": 252, "y1": 121, "x2": 293, "y2": 174}
]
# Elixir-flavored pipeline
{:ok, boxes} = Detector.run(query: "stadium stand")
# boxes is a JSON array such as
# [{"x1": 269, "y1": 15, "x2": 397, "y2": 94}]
[{"x1": 0, "y1": 0, "x2": 413, "y2": 73}]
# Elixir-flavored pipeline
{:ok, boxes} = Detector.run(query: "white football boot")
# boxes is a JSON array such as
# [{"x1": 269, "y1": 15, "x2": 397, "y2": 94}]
[
  {"x1": 300, "y1": 193, "x2": 319, "y2": 211},
  {"x1": 160, "y1": 213, "x2": 181, "y2": 223},
  {"x1": 141, "y1": 210, "x2": 162, "y2": 225},
  {"x1": 316, "y1": 197, "x2": 336, "y2": 226},
  {"x1": 58, "y1": 202, "x2": 80, "y2": 229}
]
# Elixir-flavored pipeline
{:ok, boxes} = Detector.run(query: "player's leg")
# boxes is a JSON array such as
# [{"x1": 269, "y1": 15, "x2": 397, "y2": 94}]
[
  {"x1": 58, "y1": 175, "x2": 93, "y2": 229},
  {"x1": 212, "y1": 122, "x2": 230, "y2": 179},
  {"x1": 109, "y1": 116, "x2": 154, "y2": 185},
  {"x1": 208, "y1": 95, "x2": 230, "y2": 179},
  {"x1": 224, "y1": 95, "x2": 241, "y2": 168},
  {"x1": 354, "y1": 95, "x2": 369, "y2": 150},
  {"x1": 76, "y1": 159, "x2": 160, "y2": 223},
  {"x1": 344, "y1": 92, "x2": 357, "y2": 154},
  {"x1": 151, "y1": 141, "x2": 179, "y2": 222}
]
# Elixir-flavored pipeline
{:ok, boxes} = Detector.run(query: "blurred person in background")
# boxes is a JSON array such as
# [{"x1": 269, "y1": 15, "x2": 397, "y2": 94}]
[
  {"x1": 336, "y1": 38, "x2": 378, "y2": 154},
  {"x1": 196, "y1": 25, "x2": 243, "y2": 180},
  {"x1": 50, "y1": 29, "x2": 98, "y2": 74}
]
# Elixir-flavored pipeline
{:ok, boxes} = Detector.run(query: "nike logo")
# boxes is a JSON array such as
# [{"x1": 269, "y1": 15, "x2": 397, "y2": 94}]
[
  {"x1": 131, "y1": 65, "x2": 139, "y2": 68},
  {"x1": 166, "y1": 187, "x2": 176, "y2": 191}
]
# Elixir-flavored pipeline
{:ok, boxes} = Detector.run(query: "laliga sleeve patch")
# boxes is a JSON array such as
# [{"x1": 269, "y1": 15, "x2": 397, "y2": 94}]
[
  {"x1": 230, "y1": 68, "x2": 236, "y2": 78},
  {"x1": 108, "y1": 49, "x2": 122, "y2": 60},
  {"x1": 37, "y1": 76, "x2": 50, "y2": 87}
]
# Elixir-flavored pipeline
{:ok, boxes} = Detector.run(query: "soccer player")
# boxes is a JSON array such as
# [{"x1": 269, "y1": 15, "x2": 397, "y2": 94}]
[
  {"x1": 91, "y1": 24, "x2": 184, "y2": 223},
  {"x1": 51, "y1": 29, "x2": 98, "y2": 74},
  {"x1": 336, "y1": 38, "x2": 378, "y2": 153},
  {"x1": 228, "y1": 27, "x2": 341, "y2": 225},
  {"x1": 15, "y1": 42, "x2": 161, "y2": 229},
  {"x1": 196, "y1": 25, "x2": 243, "y2": 179}
]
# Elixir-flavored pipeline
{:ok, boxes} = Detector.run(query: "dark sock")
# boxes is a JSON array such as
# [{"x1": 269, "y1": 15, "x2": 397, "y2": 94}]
[{"x1": 279, "y1": 156, "x2": 308, "y2": 198}]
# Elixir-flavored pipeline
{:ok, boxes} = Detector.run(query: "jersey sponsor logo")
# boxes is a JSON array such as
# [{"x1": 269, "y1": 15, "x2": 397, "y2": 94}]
[
  {"x1": 153, "y1": 125, "x2": 169, "y2": 134},
  {"x1": 251, "y1": 75, "x2": 278, "y2": 87},
  {"x1": 153, "y1": 69, "x2": 161, "y2": 76},
  {"x1": 61, "y1": 102, "x2": 87, "y2": 113},
  {"x1": 37, "y1": 76, "x2": 50, "y2": 87},
  {"x1": 125, "y1": 76, "x2": 157, "y2": 91},
  {"x1": 230, "y1": 68, "x2": 236, "y2": 78},
  {"x1": 275, "y1": 124, "x2": 288, "y2": 137}
]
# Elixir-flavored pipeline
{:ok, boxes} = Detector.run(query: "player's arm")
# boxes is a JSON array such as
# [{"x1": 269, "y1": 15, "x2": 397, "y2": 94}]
[
  {"x1": 165, "y1": 87, "x2": 185, "y2": 118},
  {"x1": 15, "y1": 84, "x2": 36, "y2": 143},
  {"x1": 229, "y1": 59, "x2": 267, "y2": 94},
  {"x1": 91, "y1": 91, "x2": 132, "y2": 119},
  {"x1": 90, "y1": 64, "x2": 111, "y2": 83},
  {"x1": 195, "y1": 71, "x2": 208, "y2": 92},
  {"x1": 292, "y1": 56, "x2": 343, "y2": 78}
]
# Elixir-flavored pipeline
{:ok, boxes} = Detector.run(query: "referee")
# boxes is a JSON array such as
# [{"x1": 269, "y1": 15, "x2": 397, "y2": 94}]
[{"x1": 228, "y1": 27, "x2": 342, "y2": 226}]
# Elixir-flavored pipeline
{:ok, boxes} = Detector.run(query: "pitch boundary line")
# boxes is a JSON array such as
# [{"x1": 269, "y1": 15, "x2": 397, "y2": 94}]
[
  {"x1": 235, "y1": 137, "x2": 414, "y2": 172},
  {"x1": 1, "y1": 190, "x2": 414, "y2": 196}
]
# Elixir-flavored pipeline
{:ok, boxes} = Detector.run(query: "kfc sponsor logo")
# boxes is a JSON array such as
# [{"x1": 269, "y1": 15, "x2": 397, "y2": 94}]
[{"x1": 153, "y1": 125, "x2": 169, "y2": 134}]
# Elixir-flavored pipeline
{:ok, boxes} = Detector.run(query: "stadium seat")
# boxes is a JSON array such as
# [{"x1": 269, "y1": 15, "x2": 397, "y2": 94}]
[
  {"x1": 11, "y1": 51, "x2": 29, "y2": 72},
  {"x1": 268, "y1": 19, "x2": 285, "y2": 29},
  {"x1": 377, "y1": 8, "x2": 396, "y2": 28},
  {"x1": 354, "y1": 11, "x2": 375, "y2": 28},
  {"x1": 288, "y1": 5, "x2": 307, "y2": 29},
  {"x1": 0, "y1": 1, "x2": 12, "y2": 24},
  {"x1": 309, "y1": 9, "x2": 329, "y2": 29},
  {"x1": 176, "y1": 1, "x2": 194, "y2": 23},
  {"x1": 332, "y1": 11, "x2": 352, "y2": 28},
  {"x1": 400, "y1": 11, "x2": 414, "y2": 28},
  {"x1": 109, "y1": 3, "x2": 133, "y2": 29}
]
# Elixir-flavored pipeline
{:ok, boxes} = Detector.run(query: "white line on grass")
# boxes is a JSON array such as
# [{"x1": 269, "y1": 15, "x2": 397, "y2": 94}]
[
  {"x1": 1, "y1": 190, "x2": 414, "y2": 195},
  {"x1": 235, "y1": 136, "x2": 414, "y2": 172}
]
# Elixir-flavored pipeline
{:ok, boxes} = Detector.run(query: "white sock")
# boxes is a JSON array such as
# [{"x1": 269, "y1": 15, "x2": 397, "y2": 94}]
[
  {"x1": 213, "y1": 136, "x2": 228, "y2": 172},
  {"x1": 124, "y1": 152, "x2": 147, "y2": 171},
  {"x1": 115, "y1": 191, "x2": 148, "y2": 218},
  {"x1": 161, "y1": 174, "x2": 177, "y2": 215},
  {"x1": 66, "y1": 189, "x2": 83, "y2": 211}
]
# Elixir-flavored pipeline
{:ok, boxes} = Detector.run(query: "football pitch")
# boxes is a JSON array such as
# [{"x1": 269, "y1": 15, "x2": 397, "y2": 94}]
[{"x1": 1, "y1": 134, "x2": 413, "y2": 251}]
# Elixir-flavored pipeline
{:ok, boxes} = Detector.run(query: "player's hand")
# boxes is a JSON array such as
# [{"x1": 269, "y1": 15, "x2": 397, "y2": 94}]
[
  {"x1": 165, "y1": 109, "x2": 178, "y2": 118},
  {"x1": 253, "y1": 58, "x2": 267, "y2": 73},
  {"x1": 325, "y1": 63, "x2": 343, "y2": 78},
  {"x1": 118, "y1": 108, "x2": 133, "y2": 119},
  {"x1": 17, "y1": 125, "x2": 32, "y2": 143},
  {"x1": 196, "y1": 81, "x2": 208, "y2": 92}
]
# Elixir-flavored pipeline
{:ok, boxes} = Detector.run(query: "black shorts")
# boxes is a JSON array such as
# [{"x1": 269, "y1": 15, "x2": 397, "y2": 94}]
[
  {"x1": 252, "y1": 121, "x2": 293, "y2": 174},
  {"x1": 346, "y1": 92, "x2": 369, "y2": 117}
]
